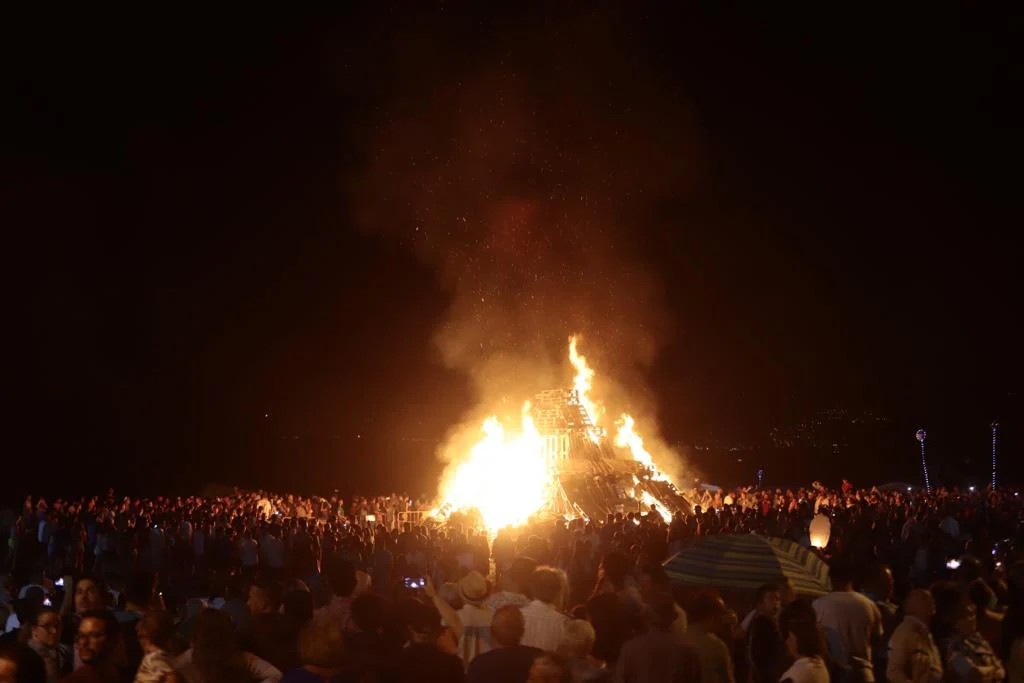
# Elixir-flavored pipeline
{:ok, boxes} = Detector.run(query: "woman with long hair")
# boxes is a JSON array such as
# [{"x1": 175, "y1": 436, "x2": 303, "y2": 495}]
[{"x1": 174, "y1": 608, "x2": 281, "y2": 683}]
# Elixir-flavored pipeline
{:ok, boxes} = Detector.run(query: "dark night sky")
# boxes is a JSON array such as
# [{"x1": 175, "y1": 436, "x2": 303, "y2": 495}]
[{"x1": 2, "y1": 4, "x2": 1019, "y2": 499}]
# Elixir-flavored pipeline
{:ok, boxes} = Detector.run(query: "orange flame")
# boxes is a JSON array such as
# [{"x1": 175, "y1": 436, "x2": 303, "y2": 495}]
[
  {"x1": 616, "y1": 414, "x2": 671, "y2": 483},
  {"x1": 639, "y1": 490, "x2": 672, "y2": 523},
  {"x1": 438, "y1": 402, "x2": 549, "y2": 531},
  {"x1": 569, "y1": 335, "x2": 602, "y2": 443},
  {"x1": 438, "y1": 337, "x2": 680, "y2": 530}
]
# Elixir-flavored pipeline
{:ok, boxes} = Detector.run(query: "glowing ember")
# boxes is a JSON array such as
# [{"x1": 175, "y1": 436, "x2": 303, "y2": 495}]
[{"x1": 439, "y1": 402, "x2": 549, "y2": 530}]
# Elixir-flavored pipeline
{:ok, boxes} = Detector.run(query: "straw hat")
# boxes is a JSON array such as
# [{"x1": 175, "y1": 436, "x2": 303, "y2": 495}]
[{"x1": 458, "y1": 571, "x2": 488, "y2": 605}]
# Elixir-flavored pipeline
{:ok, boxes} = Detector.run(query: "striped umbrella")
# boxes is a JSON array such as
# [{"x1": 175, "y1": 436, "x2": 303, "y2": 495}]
[{"x1": 663, "y1": 534, "x2": 832, "y2": 597}]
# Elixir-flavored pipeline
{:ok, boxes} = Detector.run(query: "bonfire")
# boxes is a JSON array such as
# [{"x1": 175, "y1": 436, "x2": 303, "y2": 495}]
[{"x1": 436, "y1": 336, "x2": 688, "y2": 531}]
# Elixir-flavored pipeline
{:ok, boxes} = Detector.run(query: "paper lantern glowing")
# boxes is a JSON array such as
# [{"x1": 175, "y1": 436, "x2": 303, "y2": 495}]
[{"x1": 809, "y1": 514, "x2": 831, "y2": 549}]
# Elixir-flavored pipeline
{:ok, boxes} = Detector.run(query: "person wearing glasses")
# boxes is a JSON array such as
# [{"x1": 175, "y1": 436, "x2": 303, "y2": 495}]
[
  {"x1": 26, "y1": 606, "x2": 71, "y2": 683},
  {"x1": 62, "y1": 610, "x2": 121, "y2": 683}
]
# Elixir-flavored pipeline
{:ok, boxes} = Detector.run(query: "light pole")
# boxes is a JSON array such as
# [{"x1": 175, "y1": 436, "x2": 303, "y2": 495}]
[
  {"x1": 991, "y1": 421, "x2": 999, "y2": 489},
  {"x1": 916, "y1": 429, "x2": 931, "y2": 493}
]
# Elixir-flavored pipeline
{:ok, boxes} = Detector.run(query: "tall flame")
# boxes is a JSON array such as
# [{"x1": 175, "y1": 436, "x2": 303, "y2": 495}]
[
  {"x1": 639, "y1": 491, "x2": 673, "y2": 523},
  {"x1": 616, "y1": 414, "x2": 670, "y2": 483},
  {"x1": 615, "y1": 415, "x2": 649, "y2": 465},
  {"x1": 569, "y1": 335, "x2": 602, "y2": 442},
  {"x1": 439, "y1": 402, "x2": 549, "y2": 530}
]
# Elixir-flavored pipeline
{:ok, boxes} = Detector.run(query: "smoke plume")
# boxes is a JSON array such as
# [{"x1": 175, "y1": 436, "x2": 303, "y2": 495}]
[{"x1": 346, "y1": 8, "x2": 698, "y2": 475}]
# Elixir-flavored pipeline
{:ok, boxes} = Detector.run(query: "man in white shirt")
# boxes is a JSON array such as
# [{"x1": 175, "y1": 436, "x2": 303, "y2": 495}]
[
  {"x1": 813, "y1": 565, "x2": 883, "y2": 681},
  {"x1": 520, "y1": 567, "x2": 568, "y2": 651},
  {"x1": 887, "y1": 589, "x2": 942, "y2": 683}
]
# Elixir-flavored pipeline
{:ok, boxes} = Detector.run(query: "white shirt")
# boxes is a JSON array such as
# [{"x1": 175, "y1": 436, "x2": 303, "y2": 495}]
[
  {"x1": 4, "y1": 612, "x2": 20, "y2": 633},
  {"x1": 780, "y1": 656, "x2": 830, "y2": 683},
  {"x1": 520, "y1": 600, "x2": 568, "y2": 652},
  {"x1": 483, "y1": 590, "x2": 530, "y2": 612},
  {"x1": 813, "y1": 591, "x2": 883, "y2": 665},
  {"x1": 174, "y1": 648, "x2": 281, "y2": 683},
  {"x1": 456, "y1": 603, "x2": 494, "y2": 669},
  {"x1": 887, "y1": 615, "x2": 942, "y2": 683}
]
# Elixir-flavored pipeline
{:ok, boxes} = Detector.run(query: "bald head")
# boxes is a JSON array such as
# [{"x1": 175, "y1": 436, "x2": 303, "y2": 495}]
[
  {"x1": 492, "y1": 605, "x2": 526, "y2": 647},
  {"x1": 905, "y1": 589, "x2": 935, "y2": 621}
]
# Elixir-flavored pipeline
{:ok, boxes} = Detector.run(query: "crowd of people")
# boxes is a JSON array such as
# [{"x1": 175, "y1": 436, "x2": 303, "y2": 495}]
[{"x1": 0, "y1": 482, "x2": 1021, "y2": 683}]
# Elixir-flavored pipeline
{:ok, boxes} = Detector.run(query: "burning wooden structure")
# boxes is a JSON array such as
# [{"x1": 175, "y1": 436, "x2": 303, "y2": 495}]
[{"x1": 533, "y1": 388, "x2": 691, "y2": 521}]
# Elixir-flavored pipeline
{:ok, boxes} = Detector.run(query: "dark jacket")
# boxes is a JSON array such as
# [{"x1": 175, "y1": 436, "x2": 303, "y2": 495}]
[
  {"x1": 392, "y1": 643, "x2": 464, "y2": 683},
  {"x1": 747, "y1": 614, "x2": 784, "y2": 683},
  {"x1": 243, "y1": 612, "x2": 297, "y2": 673},
  {"x1": 467, "y1": 645, "x2": 541, "y2": 683}
]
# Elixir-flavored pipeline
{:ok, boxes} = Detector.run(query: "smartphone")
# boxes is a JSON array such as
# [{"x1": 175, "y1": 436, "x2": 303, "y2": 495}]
[{"x1": 403, "y1": 576, "x2": 426, "y2": 590}]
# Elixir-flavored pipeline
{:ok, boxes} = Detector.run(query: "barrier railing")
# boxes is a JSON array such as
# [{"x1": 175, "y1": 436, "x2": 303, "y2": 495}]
[{"x1": 398, "y1": 510, "x2": 430, "y2": 525}]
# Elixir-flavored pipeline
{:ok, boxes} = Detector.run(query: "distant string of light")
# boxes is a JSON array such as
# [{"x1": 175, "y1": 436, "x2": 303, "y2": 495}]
[
  {"x1": 991, "y1": 420, "x2": 999, "y2": 489},
  {"x1": 916, "y1": 429, "x2": 931, "y2": 494}
]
